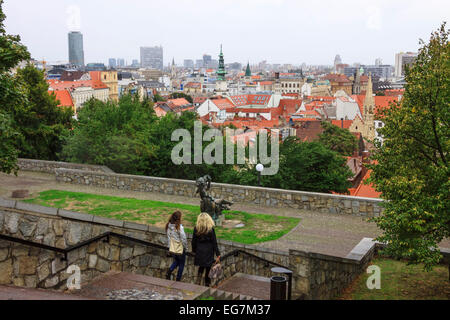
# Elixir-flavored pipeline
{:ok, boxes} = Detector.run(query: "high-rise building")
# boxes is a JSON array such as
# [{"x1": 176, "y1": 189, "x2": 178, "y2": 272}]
[
  {"x1": 140, "y1": 46, "x2": 164, "y2": 70},
  {"x1": 108, "y1": 58, "x2": 117, "y2": 69},
  {"x1": 68, "y1": 31, "x2": 85, "y2": 69},
  {"x1": 334, "y1": 54, "x2": 342, "y2": 71},
  {"x1": 116, "y1": 58, "x2": 125, "y2": 68},
  {"x1": 395, "y1": 52, "x2": 418, "y2": 78},
  {"x1": 195, "y1": 59, "x2": 204, "y2": 68},
  {"x1": 184, "y1": 59, "x2": 194, "y2": 69},
  {"x1": 203, "y1": 54, "x2": 212, "y2": 68},
  {"x1": 131, "y1": 59, "x2": 139, "y2": 68}
]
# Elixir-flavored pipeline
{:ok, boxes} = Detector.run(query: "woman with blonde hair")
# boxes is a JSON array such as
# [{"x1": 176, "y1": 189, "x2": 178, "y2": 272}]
[{"x1": 192, "y1": 212, "x2": 221, "y2": 287}]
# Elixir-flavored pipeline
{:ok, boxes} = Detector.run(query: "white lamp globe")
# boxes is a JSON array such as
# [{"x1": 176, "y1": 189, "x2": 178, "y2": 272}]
[{"x1": 256, "y1": 163, "x2": 264, "y2": 172}]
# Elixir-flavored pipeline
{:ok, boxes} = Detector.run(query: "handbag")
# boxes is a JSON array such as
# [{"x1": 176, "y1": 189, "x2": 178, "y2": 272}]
[
  {"x1": 169, "y1": 229, "x2": 184, "y2": 255},
  {"x1": 208, "y1": 262, "x2": 223, "y2": 279}
]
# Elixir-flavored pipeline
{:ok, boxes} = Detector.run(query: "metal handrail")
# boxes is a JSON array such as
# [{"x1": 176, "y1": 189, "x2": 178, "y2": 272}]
[
  {"x1": 0, "y1": 232, "x2": 194, "y2": 261},
  {"x1": 221, "y1": 249, "x2": 289, "y2": 269}
]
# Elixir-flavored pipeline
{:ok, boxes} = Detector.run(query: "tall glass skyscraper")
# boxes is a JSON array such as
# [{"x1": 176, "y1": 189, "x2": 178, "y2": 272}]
[{"x1": 68, "y1": 31, "x2": 85, "y2": 69}]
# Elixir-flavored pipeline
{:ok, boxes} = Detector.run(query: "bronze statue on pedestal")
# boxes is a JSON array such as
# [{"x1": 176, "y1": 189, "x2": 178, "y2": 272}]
[{"x1": 195, "y1": 175, "x2": 233, "y2": 226}]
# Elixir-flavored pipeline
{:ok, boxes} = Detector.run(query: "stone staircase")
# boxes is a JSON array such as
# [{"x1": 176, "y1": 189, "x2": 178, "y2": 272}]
[
  {"x1": 196, "y1": 287, "x2": 259, "y2": 300},
  {"x1": 0, "y1": 272, "x2": 270, "y2": 300}
]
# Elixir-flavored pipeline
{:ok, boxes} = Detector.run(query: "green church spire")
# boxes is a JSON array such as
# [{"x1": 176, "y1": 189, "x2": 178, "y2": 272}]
[
  {"x1": 245, "y1": 62, "x2": 251, "y2": 77},
  {"x1": 216, "y1": 44, "x2": 227, "y2": 81}
]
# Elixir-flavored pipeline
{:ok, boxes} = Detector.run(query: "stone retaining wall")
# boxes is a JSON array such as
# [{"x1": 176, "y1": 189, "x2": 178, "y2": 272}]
[
  {"x1": 18, "y1": 158, "x2": 114, "y2": 174},
  {"x1": 0, "y1": 198, "x2": 377, "y2": 299},
  {"x1": 55, "y1": 168, "x2": 384, "y2": 218}
]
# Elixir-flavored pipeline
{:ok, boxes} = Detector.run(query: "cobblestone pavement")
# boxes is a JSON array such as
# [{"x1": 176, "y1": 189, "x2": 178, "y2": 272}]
[
  {"x1": 106, "y1": 288, "x2": 183, "y2": 300},
  {"x1": 73, "y1": 271, "x2": 206, "y2": 300},
  {"x1": 1, "y1": 171, "x2": 449, "y2": 257}
]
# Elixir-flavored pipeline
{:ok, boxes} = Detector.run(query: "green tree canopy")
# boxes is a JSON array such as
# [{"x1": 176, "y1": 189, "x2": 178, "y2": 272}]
[
  {"x1": 318, "y1": 121, "x2": 358, "y2": 156},
  {"x1": 0, "y1": 111, "x2": 20, "y2": 174},
  {"x1": 369, "y1": 23, "x2": 450, "y2": 270},
  {"x1": 0, "y1": 0, "x2": 29, "y2": 173},
  {"x1": 61, "y1": 94, "x2": 158, "y2": 174},
  {"x1": 10, "y1": 65, "x2": 74, "y2": 160}
]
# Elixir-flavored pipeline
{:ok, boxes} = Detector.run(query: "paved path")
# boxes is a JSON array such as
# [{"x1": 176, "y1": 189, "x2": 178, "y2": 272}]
[
  {"x1": 0, "y1": 285, "x2": 93, "y2": 300},
  {"x1": 74, "y1": 271, "x2": 206, "y2": 300},
  {"x1": 1, "y1": 171, "x2": 448, "y2": 257}
]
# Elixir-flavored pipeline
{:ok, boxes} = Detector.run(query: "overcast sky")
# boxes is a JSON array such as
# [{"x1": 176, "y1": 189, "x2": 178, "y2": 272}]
[{"x1": 3, "y1": 0, "x2": 449, "y2": 66}]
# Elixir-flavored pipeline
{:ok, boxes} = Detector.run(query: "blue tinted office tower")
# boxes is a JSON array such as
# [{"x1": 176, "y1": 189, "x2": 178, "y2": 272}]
[
  {"x1": 109, "y1": 58, "x2": 117, "y2": 69},
  {"x1": 68, "y1": 31, "x2": 85, "y2": 69}
]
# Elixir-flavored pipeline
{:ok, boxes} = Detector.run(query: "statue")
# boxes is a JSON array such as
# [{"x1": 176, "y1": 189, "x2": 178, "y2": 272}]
[{"x1": 195, "y1": 175, "x2": 233, "y2": 226}]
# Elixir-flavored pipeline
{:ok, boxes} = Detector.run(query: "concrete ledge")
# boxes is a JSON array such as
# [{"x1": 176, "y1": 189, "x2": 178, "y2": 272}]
[
  {"x1": 345, "y1": 237, "x2": 377, "y2": 262},
  {"x1": 58, "y1": 209, "x2": 94, "y2": 222},
  {"x1": 14, "y1": 201, "x2": 58, "y2": 216},
  {"x1": 0, "y1": 198, "x2": 16, "y2": 209},
  {"x1": 123, "y1": 221, "x2": 149, "y2": 232},
  {"x1": 18, "y1": 158, "x2": 114, "y2": 174},
  {"x1": 92, "y1": 216, "x2": 124, "y2": 228}
]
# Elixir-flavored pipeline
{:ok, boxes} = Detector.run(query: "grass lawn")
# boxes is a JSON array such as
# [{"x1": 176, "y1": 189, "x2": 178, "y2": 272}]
[
  {"x1": 339, "y1": 257, "x2": 450, "y2": 300},
  {"x1": 25, "y1": 190, "x2": 300, "y2": 245}
]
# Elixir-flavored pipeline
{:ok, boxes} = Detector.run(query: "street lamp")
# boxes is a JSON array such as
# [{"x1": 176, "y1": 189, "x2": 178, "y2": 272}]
[{"x1": 256, "y1": 163, "x2": 264, "y2": 187}]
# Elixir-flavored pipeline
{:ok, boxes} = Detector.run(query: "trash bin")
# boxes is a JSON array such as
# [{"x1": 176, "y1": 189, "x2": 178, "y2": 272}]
[{"x1": 270, "y1": 275, "x2": 287, "y2": 300}]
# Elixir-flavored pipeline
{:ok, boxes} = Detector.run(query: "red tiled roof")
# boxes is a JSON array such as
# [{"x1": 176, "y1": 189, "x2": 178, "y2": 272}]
[
  {"x1": 331, "y1": 119, "x2": 353, "y2": 129},
  {"x1": 184, "y1": 82, "x2": 202, "y2": 89},
  {"x1": 291, "y1": 117, "x2": 320, "y2": 122},
  {"x1": 277, "y1": 99, "x2": 302, "y2": 115},
  {"x1": 167, "y1": 98, "x2": 191, "y2": 107},
  {"x1": 323, "y1": 74, "x2": 351, "y2": 83},
  {"x1": 353, "y1": 170, "x2": 381, "y2": 198},
  {"x1": 229, "y1": 94, "x2": 271, "y2": 107},
  {"x1": 48, "y1": 80, "x2": 108, "y2": 91},
  {"x1": 259, "y1": 81, "x2": 273, "y2": 85},
  {"x1": 213, "y1": 98, "x2": 235, "y2": 110},
  {"x1": 385, "y1": 89, "x2": 405, "y2": 97},
  {"x1": 49, "y1": 90, "x2": 74, "y2": 108},
  {"x1": 226, "y1": 108, "x2": 271, "y2": 114},
  {"x1": 193, "y1": 97, "x2": 208, "y2": 104}
]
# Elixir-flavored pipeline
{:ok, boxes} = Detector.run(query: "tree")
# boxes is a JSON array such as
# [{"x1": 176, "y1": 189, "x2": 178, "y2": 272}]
[
  {"x1": 369, "y1": 23, "x2": 450, "y2": 270},
  {"x1": 10, "y1": 65, "x2": 74, "y2": 160},
  {"x1": 61, "y1": 95, "x2": 159, "y2": 174},
  {"x1": 0, "y1": 0, "x2": 30, "y2": 173},
  {"x1": 153, "y1": 93, "x2": 165, "y2": 102},
  {"x1": 0, "y1": 111, "x2": 20, "y2": 174},
  {"x1": 318, "y1": 121, "x2": 358, "y2": 156},
  {"x1": 266, "y1": 137, "x2": 353, "y2": 193},
  {"x1": 221, "y1": 135, "x2": 354, "y2": 194},
  {"x1": 169, "y1": 92, "x2": 193, "y2": 103}
]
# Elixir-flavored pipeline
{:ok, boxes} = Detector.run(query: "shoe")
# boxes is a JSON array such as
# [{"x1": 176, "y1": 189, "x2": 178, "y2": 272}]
[{"x1": 166, "y1": 269, "x2": 172, "y2": 280}]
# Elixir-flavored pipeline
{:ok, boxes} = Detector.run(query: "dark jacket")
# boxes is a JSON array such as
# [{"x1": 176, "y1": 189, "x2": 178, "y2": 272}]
[{"x1": 192, "y1": 227, "x2": 221, "y2": 267}]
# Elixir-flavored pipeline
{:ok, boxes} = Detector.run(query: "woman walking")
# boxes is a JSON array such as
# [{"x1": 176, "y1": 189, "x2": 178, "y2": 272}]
[
  {"x1": 192, "y1": 212, "x2": 221, "y2": 287},
  {"x1": 165, "y1": 211, "x2": 188, "y2": 281}
]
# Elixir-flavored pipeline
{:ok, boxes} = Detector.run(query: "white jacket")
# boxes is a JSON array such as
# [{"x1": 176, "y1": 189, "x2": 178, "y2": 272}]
[{"x1": 167, "y1": 223, "x2": 188, "y2": 250}]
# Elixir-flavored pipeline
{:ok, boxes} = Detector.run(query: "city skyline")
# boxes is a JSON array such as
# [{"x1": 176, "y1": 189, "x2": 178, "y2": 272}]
[{"x1": 3, "y1": 0, "x2": 449, "y2": 66}]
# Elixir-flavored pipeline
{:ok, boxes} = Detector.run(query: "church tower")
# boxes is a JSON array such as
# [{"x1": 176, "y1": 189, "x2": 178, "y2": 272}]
[
  {"x1": 215, "y1": 45, "x2": 228, "y2": 96},
  {"x1": 216, "y1": 45, "x2": 227, "y2": 80},
  {"x1": 171, "y1": 57, "x2": 176, "y2": 78},
  {"x1": 362, "y1": 73, "x2": 375, "y2": 140},
  {"x1": 352, "y1": 68, "x2": 361, "y2": 95}
]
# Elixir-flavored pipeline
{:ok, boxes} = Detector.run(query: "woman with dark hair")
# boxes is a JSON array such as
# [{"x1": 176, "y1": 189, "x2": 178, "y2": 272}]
[
  {"x1": 165, "y1": 211, "x2": 188, "y2": 281},
  {"x1": 192, "y1": 212, "x2": 221, "y2": 287}
]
